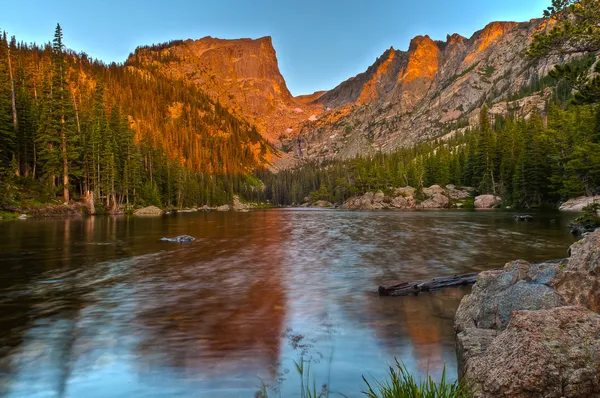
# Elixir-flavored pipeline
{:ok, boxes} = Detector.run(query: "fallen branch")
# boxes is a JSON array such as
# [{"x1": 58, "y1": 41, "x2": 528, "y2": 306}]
[{"x1": 378, "y1": 272, "x2": 481, "y2": 296}]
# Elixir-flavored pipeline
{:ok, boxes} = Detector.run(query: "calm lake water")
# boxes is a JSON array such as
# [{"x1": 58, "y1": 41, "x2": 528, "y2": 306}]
[{"x1": 0, "y1": 209, "x2": 578, "y2": 397}]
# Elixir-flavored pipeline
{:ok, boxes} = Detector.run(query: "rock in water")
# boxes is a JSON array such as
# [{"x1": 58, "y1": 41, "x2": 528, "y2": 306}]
[
  {"x1": 216, "y1": 204, "x2": 230, "y2": 212},
  {"x1": 160, "y1": 235, "x2": 195, "y2": 243},
  {"x1": 513, "y1": 215, "x2": 533, "y2": 222},
  {"x1": 455, "y1": 230, "x2": 600, "y2": 397}
]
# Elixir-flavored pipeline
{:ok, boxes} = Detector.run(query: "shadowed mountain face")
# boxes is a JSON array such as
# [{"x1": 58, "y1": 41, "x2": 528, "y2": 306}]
[{"x1": 127, "y1": 36, "x2": 323, "y2": 143}]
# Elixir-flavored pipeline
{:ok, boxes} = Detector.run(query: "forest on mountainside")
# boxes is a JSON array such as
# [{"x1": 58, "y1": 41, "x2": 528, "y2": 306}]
[
  {"x1": 260, "y1": 101, "x2": 600, "y2": 207},
  {"x1": 0, "y1": 25, "x2": 272, "y2": 212}
]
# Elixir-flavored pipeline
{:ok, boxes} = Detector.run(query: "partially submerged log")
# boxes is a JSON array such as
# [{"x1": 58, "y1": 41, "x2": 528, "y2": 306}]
[{"x1": 378, "y1": 272, "x2": 480, "y2": 296}]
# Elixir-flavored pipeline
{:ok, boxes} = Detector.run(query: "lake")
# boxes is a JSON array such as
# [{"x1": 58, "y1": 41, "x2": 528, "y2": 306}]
[{"x1": 0, "y1": 209, "x2": 578, "y2": 397}]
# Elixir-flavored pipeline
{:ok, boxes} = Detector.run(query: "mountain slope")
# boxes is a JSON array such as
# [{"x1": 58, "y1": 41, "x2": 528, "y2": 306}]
[
  {"x1": 292, "y1": 19, "x2": 565, "y2": 161},
  {"x1": 126, "y1": 37, "x2": 323, "y2": 143}
]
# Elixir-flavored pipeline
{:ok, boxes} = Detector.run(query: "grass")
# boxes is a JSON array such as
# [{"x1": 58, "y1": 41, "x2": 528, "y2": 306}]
[
  {"x1": 362, "y1": 360, "x2": 473, "y2": 398},
  {"x1": 0, "y1": 211, "x2": 20, "y2": 220}
]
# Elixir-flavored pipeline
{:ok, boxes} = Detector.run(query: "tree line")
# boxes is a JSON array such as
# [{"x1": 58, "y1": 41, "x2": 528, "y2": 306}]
[
  {"x1": 259, "y1": 100, "x2": 599, "y2": 208},
  {"x1": 0, "y1": 25, "x2": 272, "y2": 211}
]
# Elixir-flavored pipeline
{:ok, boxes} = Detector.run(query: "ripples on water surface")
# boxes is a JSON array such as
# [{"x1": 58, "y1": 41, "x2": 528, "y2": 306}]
[{"x1": 0, "y1": 209, "x2": 577, "y2": 397}]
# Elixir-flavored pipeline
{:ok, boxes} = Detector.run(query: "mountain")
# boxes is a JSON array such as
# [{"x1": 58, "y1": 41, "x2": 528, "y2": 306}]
[
  {"x1": 287, "y1": 19, "x2": 566, "y2": 162},
  {"x1": 126, "y1": 36, "x2": 323, "y2": 143}
]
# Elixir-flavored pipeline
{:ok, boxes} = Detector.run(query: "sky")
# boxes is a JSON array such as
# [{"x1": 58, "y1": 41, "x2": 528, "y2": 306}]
[{"x1": 3, "y1": 0, "x2": 550, "y2": 96}]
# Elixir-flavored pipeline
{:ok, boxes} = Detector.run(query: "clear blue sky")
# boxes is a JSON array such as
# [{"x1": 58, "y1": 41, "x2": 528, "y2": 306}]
[{"x1": 3, "y1": 0, "x2": 549, "y2": 96}]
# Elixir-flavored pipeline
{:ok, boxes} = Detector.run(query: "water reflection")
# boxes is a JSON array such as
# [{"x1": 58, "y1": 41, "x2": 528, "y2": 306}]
[{"x1": 0, "y1": 210, "x2": 576, "y2": 397}]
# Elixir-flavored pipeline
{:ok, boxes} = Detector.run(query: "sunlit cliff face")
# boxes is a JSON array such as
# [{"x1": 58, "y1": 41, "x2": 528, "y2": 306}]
[
  {"x1": 463, "y1": 21, "x2": 517, "y2": 64},
  {"x1": 357, "y1": 48, "x2": 397, "y2": 105},
  {"x1": 128, "y1": 36, "x2": 323, "y2": 143},
  {"x1": 399, "y1": 35, "x2": 440, "y2": 84}
]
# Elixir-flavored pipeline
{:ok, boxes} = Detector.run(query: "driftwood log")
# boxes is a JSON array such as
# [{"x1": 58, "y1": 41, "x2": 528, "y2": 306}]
[{"x1": 378, "y1": 272, "x2": 481, "y2": 296}]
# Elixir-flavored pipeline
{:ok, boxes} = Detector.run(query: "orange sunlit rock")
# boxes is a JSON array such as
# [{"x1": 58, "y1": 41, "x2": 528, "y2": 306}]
[
  {"x1": 399, "y1": 36, "x2": 439, "y2": 84},
  {"x1": 358, "y1": 48, "x2": 396, "y2": 105}
]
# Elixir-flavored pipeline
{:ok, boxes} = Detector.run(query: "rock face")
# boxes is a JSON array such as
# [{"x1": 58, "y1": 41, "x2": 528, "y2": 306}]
[
  {"x1": 340, "y1": 185, "x2": 472, "y2": 210},
  {"x1": 474, "y1": 195, "x2": 502, "y2": 209},
  {"x1": 560, "y1": 196, "x2": 600, "y2": 212},
  {"x1": 455, "y1": 230, "x2": 600, "y2": 397},
  {"x1": 288, "y1": 19, "x2": 569, "y2": 163},
  {"x1": 134, "y1": 206, "x2": 163, "y2": 216},
  {"x1": 127, "y1": 37, "x2": 322, "y2": 143}
]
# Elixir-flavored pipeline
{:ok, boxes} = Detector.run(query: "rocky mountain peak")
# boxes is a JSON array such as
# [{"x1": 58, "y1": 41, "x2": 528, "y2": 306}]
[
  {"x1": 287, "y1": 18, "x2": 573, "y2": 164},
  {"x1": 127, "y1": 35, "x2": 322, "y2": 143},
  {"x1": 400, "y1": 34, "x2": 440, "y2": 84}
]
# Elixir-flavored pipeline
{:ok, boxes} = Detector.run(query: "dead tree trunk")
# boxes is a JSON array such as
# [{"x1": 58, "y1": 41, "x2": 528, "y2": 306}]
[{"x1": 378, "y1": 272, "x2": 481, "y2": 296}]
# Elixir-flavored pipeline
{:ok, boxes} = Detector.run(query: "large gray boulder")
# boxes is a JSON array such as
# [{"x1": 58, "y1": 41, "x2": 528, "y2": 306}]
[
  {"x1": 462, "y1": 306, "x2": 600, "y2": 397},
  {"x1": 455, "y1": 230, "x2": 600, "y2": 397}
]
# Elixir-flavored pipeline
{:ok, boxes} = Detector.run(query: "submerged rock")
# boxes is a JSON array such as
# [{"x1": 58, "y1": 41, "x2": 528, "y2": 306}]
[
  {"x1": 455, "y1": 230, "x2": 600, "y2": 397},
  {"x1": 513, "y1": 215, "x2": 533, "y2": 222},
  {"x1": 134, "y1": 206, "x2": 163, "y2": 216},
  {"x1": 160, "y1": 235, "x2": 195, "y2": 243}
]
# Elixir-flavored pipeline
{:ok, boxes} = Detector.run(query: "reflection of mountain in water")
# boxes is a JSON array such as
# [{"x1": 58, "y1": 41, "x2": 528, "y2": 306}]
[{"x1": 0, "y1": 210, "x2": 576, "y2": 397}]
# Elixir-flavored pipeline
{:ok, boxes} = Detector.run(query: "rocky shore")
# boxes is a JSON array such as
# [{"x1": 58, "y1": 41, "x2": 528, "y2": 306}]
[
  {"x1": 455, "y1": 229, "x2": 600, "y2": 397},
  {"x1": 327, "y1": 185, "x2": 504, "y2": 210}
]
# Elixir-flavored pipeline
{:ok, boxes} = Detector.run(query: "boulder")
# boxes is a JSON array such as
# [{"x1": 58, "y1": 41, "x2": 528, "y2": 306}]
[
  {"x1": 134, "y1": 206, "x2": 163, "y2": 216},
  {"x1": 455, "y1": 259, "x2": 565, "y2": 333},
  {"x1": 390, "y1": 196, "x2": 411, "y2": 209},
  {"x1": 373, "y1": 191, "x2": 386, "y2": 204},
  {"x1": 462, "y1": 306, "x2": 600, "y2": 397},
  {"x1": 446, "y1": 186, "x2": 472, "y2": 200},
  {"x1": 552, "y1": 230, "x2": 600, "y2": 312},
  {"x1": 161, "y1": 235, "x2": 195, "y2": 243},
  {"x1": 233, "y1": 195, "x2": 252, "y2": 212},
  {"x1": 474, "y1": 195, "x2": 502, "y2": 209},
  {"x1": 311, "y1": 200, "x2": 333, "y2": 208},
  {"x1": 394, "y1": 187, "x2": 416, "y2": 198},
  {"x1": 456, "y1": 230, "x2": 600, "y2": 397},
  {"x1": 419, "y1": 193, "x2": 450, "y2": 209},
  {"x1": 216, "y1": 205, "x2": 230, "y2": 212},
  {"x1": 560, "y1": 196, "x2": 600, "y2": 212},
  {"x1": 422, "y1": 185, "x2": 445, "y2": 197}
]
